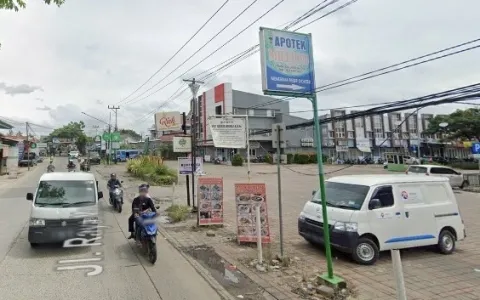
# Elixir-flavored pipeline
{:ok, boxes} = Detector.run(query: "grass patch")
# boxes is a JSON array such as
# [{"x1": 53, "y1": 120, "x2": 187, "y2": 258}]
[
  {"x1": 166, "y1": 204, "x2": 191, "y2": 223},
  {"x1": 126, "y1": 155, "x2": 178, "y2": 185}
]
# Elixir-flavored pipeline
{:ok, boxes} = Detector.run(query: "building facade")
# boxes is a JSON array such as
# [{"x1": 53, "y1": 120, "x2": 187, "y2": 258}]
[{"x1": 189, "y1": 82, "x2": 470, "y2": 161}]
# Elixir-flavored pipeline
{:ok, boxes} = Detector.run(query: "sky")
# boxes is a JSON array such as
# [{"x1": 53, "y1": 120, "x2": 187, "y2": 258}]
[{"x1": 0, "y1": 0, "x2": 479, "y2": 137}]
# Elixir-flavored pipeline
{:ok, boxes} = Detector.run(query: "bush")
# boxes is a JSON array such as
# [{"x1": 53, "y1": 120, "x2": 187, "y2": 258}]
[
  {"x1": 232, "y1": 153, "x2": 244, "y2": 166},
  {"x1": 292, "y1": 153, "x2": 328, "y2": 164},
  {"x1": 166, "y1": 204, "x2": 191, "y2": 222},
  {"x1": 126, "y1": 155, "x2": 178, "y2": 185},
  {"x1": 286, "y1": 153, "x2": 293, "y2": 164},
  {"x1": 265, "y1": 153, "x2": 273, "y2": 164},
  {"x1": 450, "y1": 161, "x2": 479, "y2": 170}
]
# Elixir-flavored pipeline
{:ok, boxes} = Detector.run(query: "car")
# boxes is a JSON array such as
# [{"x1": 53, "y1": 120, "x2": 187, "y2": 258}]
[
  {"x1": 26, "y1": 172, "x2": 104, "y2": 247},
  {"x1": 405, "y1": 164, "x2": 469, "y2": 189},
  {"x1": 69, "y1": 151, "x2": 80, "y2": 159},
  {"x1": 403, "y1": 155, "x2": 420, "y2": 165},
  {"x1": 298, "y1": 175, "x2": 465, "y2": 265}
]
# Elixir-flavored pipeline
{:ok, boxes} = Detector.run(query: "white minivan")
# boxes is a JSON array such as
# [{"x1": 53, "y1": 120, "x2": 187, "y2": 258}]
[
  {"x1": 298, "y1": 175, "x2": 465, "y2": 265},
  {"x1": 406, "y1": 164, "x2": 468, "y2": 189},
  {"x1": 26, "y1": 172, "x2": 104, "y2": 247}
]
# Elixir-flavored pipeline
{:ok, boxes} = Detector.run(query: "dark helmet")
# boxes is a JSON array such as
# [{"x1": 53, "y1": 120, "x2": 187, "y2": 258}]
[
  {"x1": 138, "y1": 183, "x2": 149, "y2": 193},
  {"x1": 110, "y1": 173, "x2": 116, "y2": 178}
]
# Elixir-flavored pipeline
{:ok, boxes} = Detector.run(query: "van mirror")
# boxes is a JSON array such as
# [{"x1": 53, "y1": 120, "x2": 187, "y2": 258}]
[
  {"x1": 96, "y1": 181, "x2": 99, "y2": 188},
  {"x1": 98, "y1": 191, "x2": 104, "y2": 199},
  {"x1": 312, "y1": 190, "x2": 316, "y2": 196},
  {"x1": 26, "y1": 193, "x2": 33, "y2": 201},
  {"x1": 368, "y1": 198, "x2": 382, "y2": 210}
]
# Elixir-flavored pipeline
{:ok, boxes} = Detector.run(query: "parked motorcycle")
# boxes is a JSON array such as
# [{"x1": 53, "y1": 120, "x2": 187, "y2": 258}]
[
  {"x1": 133, "y1": 208, "x2": 158, "y2": 264},
  {"x1": 214, "y1": 158, "x2": 221, "y2": 164},
  {"x1": 110, "y1": 184, "x2": 123, "y2": 213}
]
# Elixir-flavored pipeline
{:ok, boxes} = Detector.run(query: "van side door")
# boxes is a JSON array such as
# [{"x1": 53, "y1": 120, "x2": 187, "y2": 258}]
[
  {"x1": 394, "y1": 184, "x2": 437, "y2": 247},
  {"x1": 366, "y1": 185, "x2": 404, "y2": 251}
]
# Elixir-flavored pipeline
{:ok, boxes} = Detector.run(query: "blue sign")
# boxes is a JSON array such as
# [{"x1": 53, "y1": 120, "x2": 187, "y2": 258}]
[
  {"x1": 259, "y1": 27, "x2": 315, "y2": 96},
  {"x1": 471, "y1": 142, "x2": 480, "y2": 154}
]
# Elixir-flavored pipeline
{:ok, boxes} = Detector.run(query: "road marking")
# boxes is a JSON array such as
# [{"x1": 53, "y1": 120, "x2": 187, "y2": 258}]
[
  {"x1": 56, "y1": 265, "x2": 103, "y2": 276},
  {"x1": 58, "y1": 257, "x2": 102, "y2": 264}
]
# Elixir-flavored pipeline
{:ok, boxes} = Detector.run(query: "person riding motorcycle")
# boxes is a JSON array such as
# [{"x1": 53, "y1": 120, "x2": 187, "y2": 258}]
[
  {"x1": 107, "y1": 173, "x2": 122, "y2": 201},
  {"x1": 128, "y1": 184, "x2": 156, "y2": 239},
  {"x1": 67, "y1": 159, "x2": 75, "y2": 169},
  {"x1": 47, "y1": 162, "x2": 55, "y2": 172}
]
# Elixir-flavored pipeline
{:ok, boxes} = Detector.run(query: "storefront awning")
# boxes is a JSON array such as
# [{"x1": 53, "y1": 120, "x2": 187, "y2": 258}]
[{"x1": 357, "y1": 146, "x2": 371, "y2": 153}]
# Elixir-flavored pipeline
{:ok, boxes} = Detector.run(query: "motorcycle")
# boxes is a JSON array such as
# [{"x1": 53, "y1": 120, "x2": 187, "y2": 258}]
[
  {"x1": 47, "y1": 165, "x2": 55, "y2": 173},
  {"x1": 133, "y1": 208, "x2": 158, "y2": 264},
  {"x1": 67, "y1": 164, "x2": 76, "y2": 172},
  {"x1": 109, "y1": 184, "x2": 124, "y2": 213}
]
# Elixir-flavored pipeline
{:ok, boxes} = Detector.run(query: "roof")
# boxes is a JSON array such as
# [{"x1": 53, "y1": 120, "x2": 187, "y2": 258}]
[
  {"x1": 328, "y1": 174, "x2": 448, "y2": 186},
  {"x1": 40, "y1": 172, "x2": 97, "y2": 181},
  {"x1": 0, "y1": 119, "x2": 13, "y2": 129}
]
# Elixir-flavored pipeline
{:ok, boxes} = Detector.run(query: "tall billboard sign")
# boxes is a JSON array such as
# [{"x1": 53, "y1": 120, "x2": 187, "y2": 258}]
[
  {"x1": 154, "y1": 111, "x2": 181, "y2": 132},
  {"x1": 259, "y1": 27, "x2": 315, "y2": 97}
]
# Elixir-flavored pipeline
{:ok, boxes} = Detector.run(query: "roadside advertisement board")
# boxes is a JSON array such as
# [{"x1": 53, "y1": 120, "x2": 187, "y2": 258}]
[
  {"x1": 197, "y1": 177, "x2": 224, "y2": 225},
  {"x1": 234, "y1": 183, "x2": 271, "y2": 243},
  {"x1": 154, "y1": 111, "x2": 181, "y2": 131},
  {"x1": 209, "y1": 117, "x2": 246, "y2": 149},
  {"x1": 178, "y1": 157, "x2": 203, "y2": 175}
]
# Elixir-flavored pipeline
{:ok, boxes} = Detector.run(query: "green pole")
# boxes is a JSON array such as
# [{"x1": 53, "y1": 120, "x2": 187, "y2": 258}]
[{"x1": 310, "y1": 94, "x2": 344, "y2": 286}]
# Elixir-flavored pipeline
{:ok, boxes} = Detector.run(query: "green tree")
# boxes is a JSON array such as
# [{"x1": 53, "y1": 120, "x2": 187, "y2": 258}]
[
  {"x1": 119, "y1": 129, "x2": 142, "y2": 140},
  {"x1": 48, "y1": 121, "x2": 88, "y2": 153},
  {"x1": 425, "y1": 108, "x2": 480, "y2": 141},
  {"x1": 0, "y1": 0, "x2": 64, "y2": 11}
]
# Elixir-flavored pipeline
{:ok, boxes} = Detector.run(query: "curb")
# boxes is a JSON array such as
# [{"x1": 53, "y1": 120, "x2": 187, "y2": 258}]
[{"x1": 158, "y1": 227, "x2": 237, "y2": 300}]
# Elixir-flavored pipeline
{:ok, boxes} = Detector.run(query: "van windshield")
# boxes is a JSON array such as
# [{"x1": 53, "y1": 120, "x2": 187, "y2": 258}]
[
  {"x1": 312, "y1": 182, "x2": 370, "y2": 210},
  {"x1": 35, "y1": 180, "x2": 96, "y2": 207}
]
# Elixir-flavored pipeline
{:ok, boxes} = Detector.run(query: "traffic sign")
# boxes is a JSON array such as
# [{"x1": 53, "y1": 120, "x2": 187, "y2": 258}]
[
  {"x1": 471, "y1": 142, "x2": 480, "y2": 159},
  {"x1": 102, "y1": 132, "x2": 111, "y2": 141},
  {"x1": 30, "y1": 143, "x2": 37, "y2": 149},
  {"x1": 259, "y1": 27, "x2": 315, "y2": 96},
  {"x1": 111, "y1": 132, "x2": 121, "y2": 142}
]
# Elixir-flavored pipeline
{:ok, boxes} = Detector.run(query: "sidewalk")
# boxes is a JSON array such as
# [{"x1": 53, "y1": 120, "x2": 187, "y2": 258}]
[{"x1": 94, "y1": 163, "x2": 357, "y2": 300}]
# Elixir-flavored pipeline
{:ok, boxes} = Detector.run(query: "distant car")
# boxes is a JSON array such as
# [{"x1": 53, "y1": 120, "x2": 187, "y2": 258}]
[
  {"x1": 90, "y1": 156, "x2": 101, "y2": 165},
  {"x1": 406, "y1": 164, "x2": 469, "y2": 189},
  {"x1": 69, "y1": 151, "x2": 80, "y2": 159},
  {"x1": 403, "y1": 156, "x2": 420, "y2": 165}
]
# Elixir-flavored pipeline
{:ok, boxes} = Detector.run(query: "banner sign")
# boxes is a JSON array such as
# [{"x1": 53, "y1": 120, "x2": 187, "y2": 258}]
[
  {"x1": 234, "y1": 183, "x2": 271, "y2": 243},
  {"x1": 198, "y1": 177, "x2": 224, "y2": 225},
  {"x1": 178, "y1": 157, "x2": 203, "y2": 175},
  {"x1": 173, "y1": 136, "x2": 192, "y2": 152},
  {"x1": 155, "y1": 111, "x2": 181, "y2": 131},
  {"x1": 209, "y1": 117, "x2": 246, "y2": 149}
]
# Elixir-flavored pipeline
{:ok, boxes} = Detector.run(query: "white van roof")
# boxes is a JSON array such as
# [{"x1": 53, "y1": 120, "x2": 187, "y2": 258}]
[
  {"x1": 328, "y1": 174, "x2": 448, "y2": 186},
  {"x1": 39, "y1": 172, "x2": 96, "y2": 181}
]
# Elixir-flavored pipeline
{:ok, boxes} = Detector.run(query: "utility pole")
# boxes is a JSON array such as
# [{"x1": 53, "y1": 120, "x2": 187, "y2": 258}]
[
  {"x1": 182, "y1": 112, "x2": 191, "y2": 207},
  {"x1": 416, "y1": 111, "x2": 421, "y2": 161},
  {"x1": 107, "y1": 112, "x2": 112, "y2": 165},
  {"x1": 183, "y1": 78, "x2": 204, "y2": 217},
  {"x1": 26, "y1": 122, "x2": 30, "y2": 171},
  {"x1": 108, "y1": 105, "x2": 120, "y2": 131}
]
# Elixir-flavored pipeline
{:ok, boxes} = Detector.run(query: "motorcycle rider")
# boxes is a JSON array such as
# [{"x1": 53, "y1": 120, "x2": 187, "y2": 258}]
[
  {"x1": 128, "y1": 184, "x2": 156, "y2": 239},
  {"x1": 107, "y1": 173, "x2": 122, "y2": 202},
  {"x1": 47, "y1": 162, "x2": 55, "y2": 172},
  {"x1": 67, "y1": 159, "x2": 75, "y2": 169}
]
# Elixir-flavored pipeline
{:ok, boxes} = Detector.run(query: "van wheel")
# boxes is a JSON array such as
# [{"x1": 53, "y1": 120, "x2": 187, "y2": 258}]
[
  {"x1": 460, "y1": 180, "x2": 469, "y2": 189},
  {"x1": 438, "y1": 230, "x2": 455, "y2": 254},
  {"x1": 352, "y1": 238, "x2": 379, "y2": 265}
]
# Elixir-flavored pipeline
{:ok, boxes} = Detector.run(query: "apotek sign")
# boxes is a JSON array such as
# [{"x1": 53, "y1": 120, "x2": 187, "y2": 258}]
[
  {"x1": 259, "y1": 27, "x2": 315, "y2": 96},
  {"x1": 155, "y1": 111, "x2": 181, "y2": 131}
]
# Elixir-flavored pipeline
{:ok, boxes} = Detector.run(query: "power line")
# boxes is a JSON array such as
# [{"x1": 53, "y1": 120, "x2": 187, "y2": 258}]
[
  {"x1": 123, "y1": 0, "x2": 262, "y2": 106},
  {"x1": 124, "y1": 0, "x2": 286, "y2": 107},
  {"x1": 247, "y1": 38, "x2": 480, "y2": 110},
  {"x1": 130, "y1": 0, "x2": 355, "y2": 123},
  {"x1": 117, "y1": 0, "x2": 230, "y2": 105}
]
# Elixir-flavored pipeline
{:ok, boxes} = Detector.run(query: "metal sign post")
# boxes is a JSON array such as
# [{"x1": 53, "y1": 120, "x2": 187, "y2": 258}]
[
  {"x1": 259, "y1": 27, "x2": 343, "y2": 286},
  {"x1": 275, "y1": 124, "x2": 284, "y2": 257}
]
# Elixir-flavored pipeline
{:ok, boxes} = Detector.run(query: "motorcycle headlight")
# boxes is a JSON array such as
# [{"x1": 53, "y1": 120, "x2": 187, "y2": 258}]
[
  {"x1": 334, "y1": 222, "x2": 358, "y2": 232},
  {"x1": 83, "y1": 216, "x2": 99, "y2": 225},
  {"x1": 29, "y1": 218, "x2": 45, "y2": 227},
  {"x1": 114, "y1": 189, "x2": 122, "y2": 195}
]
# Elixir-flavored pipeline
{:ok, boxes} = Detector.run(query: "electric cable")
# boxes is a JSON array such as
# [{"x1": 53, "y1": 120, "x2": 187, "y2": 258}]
[{"x1": 117, "y1": 0, "x2": 230, "y2": 105}]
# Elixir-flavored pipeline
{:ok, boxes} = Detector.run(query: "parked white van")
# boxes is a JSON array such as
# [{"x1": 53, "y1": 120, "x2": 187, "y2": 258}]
[
  {"x1": 298, "y1": 175, "x2": 465, "y2": 265},
  {"x1": 26, "y1": 172, "x2": 104, "y2": 247}
]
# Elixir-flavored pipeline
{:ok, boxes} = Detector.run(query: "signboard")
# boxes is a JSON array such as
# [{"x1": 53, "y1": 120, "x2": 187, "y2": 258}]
[
  {"x1": 471, "y1": 142, "x2": 480, "y2": 159},
  {"x1": 234, "y1": 183, "x2": 271, "y2": 243},
  {"x1": 336, "y1": 145, "x2": 348, "y2": 152},
  {"x1": 37, "y1": 143, "x2": 47, "y2": 148},
  {"x1": 102, "y1": 132, "x2": 111, "y2": 141},
  {"x1": 111, "y1": 132, "x2": 121, "y2": 142},
  {"x1": 173, "y1": 136, "x2": 192, "y2": 152},
  {"x1": 94, "y1": 135, "x2": 101, "y2": 143},
  {"x1": 154, "y1": 111, "x2": 181, "y2": 131},
  {"x1": 356, "y1": 139, "x2": 371, "y2": 153},
  {"x1": 259, "y1": 27, "x2": 315, "y2": 96},
  {"x1": 30, "y1": 143, "x2": 37, "y2": 149},
  {"x1": 209, "y1": 117, "x2": 246, "y2": 149},
  {"x1": 111, "y1": 142, "x2": 120, "y2": 149},
  {"x1": 178, "y1": 157, "x2": 203, "y2": 175},
  {"x1": 198, "y1": 177, "x2": 224, "y2": 226}
]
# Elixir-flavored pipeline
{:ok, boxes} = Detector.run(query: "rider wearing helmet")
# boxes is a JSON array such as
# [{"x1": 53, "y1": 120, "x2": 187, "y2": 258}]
[
  {"x1": 67, "y1": 159, "x2": 75, "y2": 168},
  {"x1": 107, "y1": 173, "x2": 122, "y2": 201},
  {"x1": 128, "y1": 184, "x2": 156, "y2": 239}
]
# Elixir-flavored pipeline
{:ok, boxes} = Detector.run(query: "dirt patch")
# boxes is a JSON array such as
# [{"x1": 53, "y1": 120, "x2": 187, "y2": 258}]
[{"x1": 182, "y1": 245, "x2": 268, "y2": 300}]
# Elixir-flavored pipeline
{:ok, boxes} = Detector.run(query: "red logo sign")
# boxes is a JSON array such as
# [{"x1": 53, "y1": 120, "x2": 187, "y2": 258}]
[{"x1": 159, "y1": 116, "x2": 177, "y2": 128}]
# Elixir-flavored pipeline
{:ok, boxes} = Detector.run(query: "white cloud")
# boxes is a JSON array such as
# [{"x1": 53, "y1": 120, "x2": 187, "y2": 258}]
[{"x1": 0, "y1": 0, "x2": 479, "y2": 136}]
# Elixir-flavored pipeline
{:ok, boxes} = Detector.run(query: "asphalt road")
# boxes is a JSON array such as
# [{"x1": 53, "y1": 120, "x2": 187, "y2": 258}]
[{"x1": 0, "y1": 158, "x2": 223, "y2": 300}]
